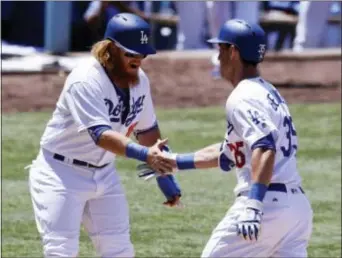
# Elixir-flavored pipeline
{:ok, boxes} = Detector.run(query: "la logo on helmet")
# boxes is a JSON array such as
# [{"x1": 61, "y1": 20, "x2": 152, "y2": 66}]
[
  {"x1": 258, "y1": 44, "x2": 266, "y2": 60},
  {"x1": 140, "y1": 31, "x2": 148, "y2": 44}
]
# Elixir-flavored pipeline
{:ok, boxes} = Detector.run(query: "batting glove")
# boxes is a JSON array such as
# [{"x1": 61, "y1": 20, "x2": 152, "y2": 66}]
[
  {"x1": 137, "y1": 163, "x2": 157, "y2": 181},
  {"x1": 236, "y1": 199, "x2": 263, "y2": 241}
]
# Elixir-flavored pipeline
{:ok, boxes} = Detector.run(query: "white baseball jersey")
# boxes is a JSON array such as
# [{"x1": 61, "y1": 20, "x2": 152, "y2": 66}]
[
  {"x1": 40, "y1": 57, "x2": 157, "y2": 166},
  {"x1": 220, "y1": 77, "x2": 302, "y2": 195}
]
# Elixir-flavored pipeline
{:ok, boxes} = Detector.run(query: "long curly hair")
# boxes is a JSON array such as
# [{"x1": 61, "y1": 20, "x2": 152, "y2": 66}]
[{"x1": 91, "y1": 39, "x2": 114, "y2": 70}]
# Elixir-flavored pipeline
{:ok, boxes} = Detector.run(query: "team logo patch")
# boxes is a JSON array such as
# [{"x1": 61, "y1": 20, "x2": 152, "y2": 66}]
[
  {"x1": 140, "y1": 31, "x2": 148, "y2": 44},
  {"x1": 258, "y1": 44, "x2": 266, "y2": 61},
  {"x1": 104, "y1": 95, "x2": 145, "y2": 126},
  {"x1": 247, "y1": 109, "x2": 266, "y2": 128},
  {"x1": 104, "y1": 98, "x2": 122, "y2": 123},
  {"x1": 125, "y1": 96, "x2": 145, "y2": 126}
]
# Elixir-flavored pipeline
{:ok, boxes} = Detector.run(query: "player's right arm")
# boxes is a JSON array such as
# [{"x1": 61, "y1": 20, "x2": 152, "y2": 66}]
[
  {"x1": 96, "y1": 130, "x2": 171, "y2": 172},
  {"x1": 191, "y1": 142, "x2": 222, "y2": 169},
  {"x1": 161, "y1": 141, "x2": 235, "y2": 172}
]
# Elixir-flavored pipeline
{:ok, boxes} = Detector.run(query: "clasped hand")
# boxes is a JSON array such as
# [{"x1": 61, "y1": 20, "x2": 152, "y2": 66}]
[{"x1": 146, "y1": 138, "x2": 177, "y2": 174}]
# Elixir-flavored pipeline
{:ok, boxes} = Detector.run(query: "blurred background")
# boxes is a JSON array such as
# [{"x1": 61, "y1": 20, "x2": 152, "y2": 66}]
[
  {"x1": 2, "y1": 0, "x2": 341, "y2": 110},
  {"x1": 1, "y1": 0, "x2": 341, "y2": 53},
  {"x1": 1, "y1": 1, "x2": 341, "y2": 257}
]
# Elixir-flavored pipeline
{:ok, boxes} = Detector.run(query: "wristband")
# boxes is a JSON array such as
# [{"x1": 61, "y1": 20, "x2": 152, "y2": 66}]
[
  {"x1": 176, "y1": 153, "x2": 196, "y2": 170},
  {"x1": 248, "y1": 183, "x2": 268, "y2": 202},
  {"x1": 125, "y1": 142, "x2": 148, "y2": 162}
]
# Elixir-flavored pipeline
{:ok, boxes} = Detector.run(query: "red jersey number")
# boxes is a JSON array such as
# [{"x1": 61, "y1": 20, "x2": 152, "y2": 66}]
[{"x1": 227, "y1": 141, "x2": 246, "y2": 168}]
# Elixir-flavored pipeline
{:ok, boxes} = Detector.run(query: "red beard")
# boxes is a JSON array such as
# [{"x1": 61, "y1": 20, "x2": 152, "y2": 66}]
[{"x1": 107, "y1": 55, "x2": 140, "y2": 88}]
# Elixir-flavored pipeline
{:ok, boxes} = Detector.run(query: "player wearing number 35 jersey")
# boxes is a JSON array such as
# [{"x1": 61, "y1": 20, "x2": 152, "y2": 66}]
[{"x1": 162, "y1": 19, "x2": 313, "y2": 257}]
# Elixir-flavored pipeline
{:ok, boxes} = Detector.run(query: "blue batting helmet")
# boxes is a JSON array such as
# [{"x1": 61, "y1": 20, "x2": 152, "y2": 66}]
[
  {"x1": 104, "y1": 13, "x2": 156, "y2": 55},
  {"x1": 208, "y1": 19, "x2": 267, "y2": 63}
]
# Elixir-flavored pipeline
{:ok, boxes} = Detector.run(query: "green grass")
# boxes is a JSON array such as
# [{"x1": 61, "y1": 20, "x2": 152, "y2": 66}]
[{"x1": 2, "y1": 103, "x2": 341, "y2": 257}]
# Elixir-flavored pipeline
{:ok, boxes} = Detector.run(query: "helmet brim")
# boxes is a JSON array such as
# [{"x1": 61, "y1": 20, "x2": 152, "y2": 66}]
[
  {"x1": 111, "y1": 39, "x2": 157, "y2": 55},
  {"x1": 125, "y1": 44, "x2": 157, "y2": 55},
  {"x1": 207, "y1": 37, "x2": 229, "y2": 44}
]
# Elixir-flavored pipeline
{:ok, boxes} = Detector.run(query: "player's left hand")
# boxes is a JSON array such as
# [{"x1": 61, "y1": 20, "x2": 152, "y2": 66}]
[
  {"x1": 137, "y1": 163, "x2": 182, "y2": 207},
  {"x1": 137, "y1": 145, "x2": 183, "y2": 208},
  {"x1": 156, "y1": 174, "x2": 183, "y2": 207},
  {"x1": 236, "y1": 199, "x2": 263, "y2": 241}
]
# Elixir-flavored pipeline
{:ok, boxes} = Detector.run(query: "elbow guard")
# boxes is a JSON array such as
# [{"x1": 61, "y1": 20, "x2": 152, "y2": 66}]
[{"x1": 218, "y1": 141, "x2": 235, "y2": 172}]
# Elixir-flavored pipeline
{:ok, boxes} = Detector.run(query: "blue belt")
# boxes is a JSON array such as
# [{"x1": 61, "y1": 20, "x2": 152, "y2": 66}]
[
  {"x1": 237, "y1": 183, "x2": 305, "y2": 197},
  {"x1": 53, "y1": 153, "x2": 109, "y2": 169}
]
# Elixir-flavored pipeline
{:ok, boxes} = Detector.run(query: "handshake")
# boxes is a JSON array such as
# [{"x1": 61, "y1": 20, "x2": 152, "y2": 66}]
[
  {"x1": 140, "y1": 139, "x2": 179, "y2": 175},
  {"x1": 134, "y1": 138, "x2": 236, "y2": 207}
]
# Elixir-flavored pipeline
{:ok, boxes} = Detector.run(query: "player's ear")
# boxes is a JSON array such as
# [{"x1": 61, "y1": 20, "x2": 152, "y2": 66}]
[
  {"x1": 230, "y1": 45, "x2": 239, "y2": 62},
  {"x1": 107, "y1": 42, "x2": 119, "y2": 57},
  {"x1": 226, "y1": 45, "x2": 234, "y2": 62}
]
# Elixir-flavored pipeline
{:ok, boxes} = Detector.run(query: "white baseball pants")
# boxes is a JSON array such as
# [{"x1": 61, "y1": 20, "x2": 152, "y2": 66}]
[
  {"x1": 29, "y1": 149, "x2": 134, "y2": 257},
  {"x1": 201, "y1": 185, "x2": 313, "y2": 258}
]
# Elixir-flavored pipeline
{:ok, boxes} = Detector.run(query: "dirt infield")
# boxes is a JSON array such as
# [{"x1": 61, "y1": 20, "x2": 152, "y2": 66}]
[{"x1": 2, "y1": 59, "x2": 341, "y2": 113}]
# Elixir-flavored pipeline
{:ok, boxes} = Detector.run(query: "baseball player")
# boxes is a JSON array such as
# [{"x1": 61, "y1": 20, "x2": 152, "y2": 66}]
[
  {"x1": 174, "y1": 1, "x2": 208, "y2": 50},
  {"x1": 293, "y1": 1, "x2": 337, "y2": 51},
  {"x1": 155, "y1": 19, "x2": 313, "y2": 257},
  {"x1": 27, "y1": 13, "x2": 179, "y2": 257}
]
